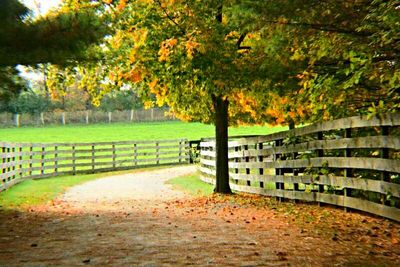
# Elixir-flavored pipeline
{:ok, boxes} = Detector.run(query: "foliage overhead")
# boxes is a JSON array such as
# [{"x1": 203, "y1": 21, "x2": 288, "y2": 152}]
[
  {"x1": 235, "y1": 0, "x2": 400, "y2": 122},
  {"x1": 57, "y1": 0, "x2": 399, "y2": 126},
  {"x1": 59, "y1": 0, "x2": 281, "y2": 126},
  {"x1": 0, "y1": 0, "x2": 107, "y2": 67}
]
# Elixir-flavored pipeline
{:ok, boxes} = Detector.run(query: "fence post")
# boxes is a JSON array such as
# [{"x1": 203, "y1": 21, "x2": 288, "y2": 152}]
[
  {"x1": 133, "y1": 143, "x2": 138, "y2": 166},
  {"x1": 29, "y1": 145, "x2": 33, "y2": 177},
  {"x1": 61, "y1": 112, "x2": 66, "y2": 125},
  {"x1": 40, "y1": 113, "x2": 45, "y2": 125},
  {"x1": 54, "y1": 145, "x2": 58, "y2": 175},
  {"x1": 6, "y1": 147, "x2": 11, "y2": 182},
  {"x1": 108, "y1": 111, "x2": 112, "y2": 123},
  {"x1": 85, "y1": 111, "x2": 89, "y2": 124},
  {"x1": 258, "y1": 143, "x2": 264, "y2": 188},
  {"x1": 244, "y1": 145, "x2": 251, "y2": 186},
  {"x1": 344, "y1": 128, "x2": 352, "y2": 211},
  {"x1": 274, "y1": 139, "x2": 283, "y2": 202},
  {"x1": 234, "y1": 146, "x2": 239, "y2": 184},
  {"x1": 292, "y1": 142, "x2": 299, "y2": 202},
  {"x1": 381, "y1": 126, "x2": 390, "y2": 205},
  {"x1": 41, "y1": 145, "x2": 45, "y2": 176},
  {"x1": 1, "y1": 147, "x2": 5, "y2": 186},
  {"x1": 72, "y1": 145, "x2": 76, "y2": 175},
  {"x1": 381, "y1": 126, "x2": 390, "y2": 182},
  {"x1": 15, "y1": 114, "x2": 20, "y2": 127},
  {"x1": 112, "y1": 144, "x2": 116, "y2": 169},
  {"x1": 316, "y1": 132, "x2": 324, "y2": 206},
  {"x1": 91, "y1": 144, "x2": 95, "y2": 173},
  {"x1": 18, "y1": 146, "x2": 23, "y2": 178},
  {"x1": 156, "y1": 142, "x2": 160, "y2": 165},
  {"x1": 178, "y1": 140, "x2": 182, "y2": 164},
  {"x1": 151, "y1": 108, "x2": 154, "y2": 121},
  {"x1": 130, "y1": 109, "x2": 134, "y2": 122},
  {"x1": 11, "y1": 146, "x2": 16, "y2": 180}
]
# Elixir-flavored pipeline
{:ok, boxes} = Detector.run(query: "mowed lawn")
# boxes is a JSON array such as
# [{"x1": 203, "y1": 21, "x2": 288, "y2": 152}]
[{"x1": 0, "y1": 121, "x2": 286, "y2": 143}]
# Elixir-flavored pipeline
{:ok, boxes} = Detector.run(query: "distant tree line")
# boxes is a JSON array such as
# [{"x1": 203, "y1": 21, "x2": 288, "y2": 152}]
[{"x1": 0, "y1": 88, "x2": 144, "y2": 115}]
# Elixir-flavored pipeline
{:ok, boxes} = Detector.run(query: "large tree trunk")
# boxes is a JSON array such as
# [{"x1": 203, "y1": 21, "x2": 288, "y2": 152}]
[{"x1": 213, "y1": 95, "x2": 232, "y2": 194}]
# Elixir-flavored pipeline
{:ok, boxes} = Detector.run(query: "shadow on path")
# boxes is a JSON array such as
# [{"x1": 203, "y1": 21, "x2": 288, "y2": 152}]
[{"x1": 1, "y1": 166, "x2": 399, "y2": 266}]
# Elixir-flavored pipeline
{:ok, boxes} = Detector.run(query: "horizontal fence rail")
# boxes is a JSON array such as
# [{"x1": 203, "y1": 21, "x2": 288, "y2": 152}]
[
  {"x1": 1, "y1": 139, "x2": 190, "y2": 191},
  {"x1": 199, "y1": 113, "x2": 400, "y2": 222}
]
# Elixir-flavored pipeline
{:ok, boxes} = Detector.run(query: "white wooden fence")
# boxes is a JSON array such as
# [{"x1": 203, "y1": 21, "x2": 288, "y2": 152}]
[
  {"x1": 1, "y1": 139, "x2": 189, "y2": 191},
  {"x1": 0, "y1": 108, "x2": 175, "y2": 127},
  {"x1": 199, "y1": 113, "x2": 400, "y2": 222}
]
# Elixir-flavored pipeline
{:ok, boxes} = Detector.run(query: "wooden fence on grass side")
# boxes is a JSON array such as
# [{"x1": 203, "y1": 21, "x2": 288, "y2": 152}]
[
  {"x1": 0, "y1": 108, "x2": 175, "y2": 127},
  {"x1": 199, "y1": 113, "x2": 400, "y2": 222},
  {"x1": 1, "y1": 139, "x2": 189, "y2": 191}
]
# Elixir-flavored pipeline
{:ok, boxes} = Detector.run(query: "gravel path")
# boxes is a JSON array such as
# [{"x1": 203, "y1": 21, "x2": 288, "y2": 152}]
[
  {"x1": 1, "y1": 165, "x2": 399, "y2": 266},
  {"x1": 62, "y1": 165, "x2": 196, "y2": 203}
]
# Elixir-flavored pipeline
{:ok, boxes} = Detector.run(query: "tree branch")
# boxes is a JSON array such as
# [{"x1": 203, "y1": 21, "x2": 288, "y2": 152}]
[
  {"x1": 262, "y1": 19, "x2": 371, "y2": 37},
  {"x1": 154, "y1": 0, "x2": 185, "y2": 35},
  {"x1": 237, "y1": 33, "x2": 251, "y2": 50}
]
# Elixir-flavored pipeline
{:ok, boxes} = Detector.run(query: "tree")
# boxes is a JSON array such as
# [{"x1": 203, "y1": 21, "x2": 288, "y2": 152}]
[
  {"x1": 0, "y1": 0, "x2": 108, "y2": 110},
  {"x1": 56, "y1": 0, "x2": 400, "y2": 193},
  {"x1": 59, "y1": 0, "x2": 284, "y2": 193},
  {"x1": 0, "y1": 67, "x2": 28, "y2": 111},
  {"x1": 0, "y1": 0, "x2": 107, "y2": 67},
  {"x1": 6, "y1": 90, "x2": 51, "y2": 115}
]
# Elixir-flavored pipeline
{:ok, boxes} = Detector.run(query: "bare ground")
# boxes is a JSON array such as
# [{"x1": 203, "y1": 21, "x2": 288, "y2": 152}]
[{"x1": 0, "y1": 166, "x2": 399, "y2": 266}]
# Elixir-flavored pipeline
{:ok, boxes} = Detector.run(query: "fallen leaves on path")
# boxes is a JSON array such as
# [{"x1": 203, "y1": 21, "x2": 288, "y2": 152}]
[{"x1": 1, "y1": 192, "x2": 400, "y2": 266}]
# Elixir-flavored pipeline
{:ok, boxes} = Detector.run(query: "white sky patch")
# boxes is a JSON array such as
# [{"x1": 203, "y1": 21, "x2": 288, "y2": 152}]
[{"x1": 21, "y1": 0, "x2": 62, "y2": 16}]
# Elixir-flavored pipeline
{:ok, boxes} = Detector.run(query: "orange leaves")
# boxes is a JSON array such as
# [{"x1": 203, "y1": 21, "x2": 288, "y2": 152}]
[
  {"x1": 264, "y1": 92, "x2": 308, "y2": 126},
  {"x1": 131, "y1": 29, "x2": 148, "y2": 46},
  {"x1": 108, "y1": 67, "x2": 123, "y2": 82},
  {"x1": 158, "y1": 38, "x2": 178, "y2": 62},
  {"x1": 126, "y1": 69, "x2": 142, "y2": 83},
  {"x1": 147, "y1": 78, "x2": 168, "y2": 107},
  {"x1": 230, "y1": 91, "x2": 258, "y2": 120},
  {"x1": 129, "y1": 49, "x2": 137, "y2": 64},
  {"x1": 174, "y1": 112, "x2": 192, "y2": 122},
  {"x1": 148, "y1": 79, "x2": 158, "y2": 93},
  {"x1": 117, "y1": 0, "x2": 127, "y2": 11},
  {"x1": 225, "y1": 31, "x2": 240, "y2": 40},
  {"x1": 185, "y1": 39, "x2": 200, "y2": 59},
  {"x1": 110, "y1": 31, "x2": 123, "y2": 49}
]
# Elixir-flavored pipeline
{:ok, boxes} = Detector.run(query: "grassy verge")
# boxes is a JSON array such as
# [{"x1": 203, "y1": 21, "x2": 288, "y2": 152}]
[
  {"x1": 166, "y1": 174, "x2": 214, "y2": 196},
  {"x1": 0, "y1": 167, "x2": 163, "y2": 210}
]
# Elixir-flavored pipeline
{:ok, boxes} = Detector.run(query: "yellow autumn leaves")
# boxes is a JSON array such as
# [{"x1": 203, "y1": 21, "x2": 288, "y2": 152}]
[
  {"x1": 158, "y1": 37, "x2": 202, "y2": 62},
  {"x1": 158, "y1": 38, "x2": 178, "y2": 62}
]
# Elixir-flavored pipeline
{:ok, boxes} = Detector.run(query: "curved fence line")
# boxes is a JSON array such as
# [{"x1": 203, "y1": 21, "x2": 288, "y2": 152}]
[
  {"x1": 0, "y1": 108, "x2": 175, "y2": 127},
  {"x1": 1, "y1": 139, "x2": 190, "y2": 192},
  {"x1": 199, "y1": 113, "x2": 400, "y2": 222}
]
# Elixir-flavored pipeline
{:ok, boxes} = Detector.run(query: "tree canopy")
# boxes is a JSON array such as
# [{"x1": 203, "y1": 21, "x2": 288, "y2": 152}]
[
  {"x1": 44, "y1": 0, "x2": 400, "y2": 193},
  {"x1": 0, "y1": 0, "x2": 107, "y2": 67}
]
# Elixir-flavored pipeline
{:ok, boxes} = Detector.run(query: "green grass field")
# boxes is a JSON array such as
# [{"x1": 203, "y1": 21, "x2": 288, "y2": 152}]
[
  {"x1": 0, "y1": 121, "x2": 286, "y2": 143},
  {"x1": 0, "y1": 121, "x2": 285, "y2": 209},
  {"x1": 166, "y1": 174, "x2": 214, "y2": 196}
]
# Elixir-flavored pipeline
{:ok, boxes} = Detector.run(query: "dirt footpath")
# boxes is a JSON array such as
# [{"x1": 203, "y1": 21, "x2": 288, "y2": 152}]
[{"x1": 0, "y1": 166, "x2": 400, "y2": 266}]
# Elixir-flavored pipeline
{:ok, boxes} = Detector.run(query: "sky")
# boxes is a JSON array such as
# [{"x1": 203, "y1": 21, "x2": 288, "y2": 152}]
[{"x1": 21, "y1": 0, "x2": 63, "y2": 16}]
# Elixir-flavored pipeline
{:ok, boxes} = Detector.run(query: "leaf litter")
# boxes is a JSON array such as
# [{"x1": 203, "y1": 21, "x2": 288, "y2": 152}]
[{"x1": 0, "y1": 167, "x2": 399, "y2": 266}]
